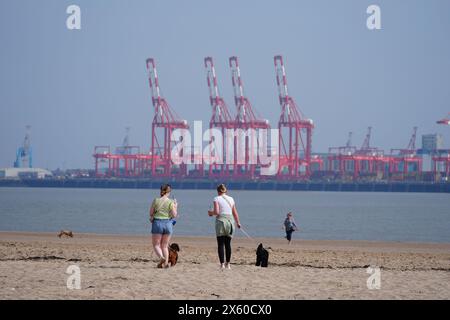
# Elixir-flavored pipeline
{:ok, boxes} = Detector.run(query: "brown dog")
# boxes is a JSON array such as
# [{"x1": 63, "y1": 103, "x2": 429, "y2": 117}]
[
  {"x1": 58, "y1": 230, "x2": 73, "y2": 238},
  {"x1": 168, "y1": 243, "x2": 180, "y2": 266}
]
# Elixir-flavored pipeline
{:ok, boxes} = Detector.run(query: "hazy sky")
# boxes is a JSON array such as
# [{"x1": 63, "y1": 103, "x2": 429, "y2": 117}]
[{"x1": 1, "y1": 0, "x2": 449, "y2": 169}]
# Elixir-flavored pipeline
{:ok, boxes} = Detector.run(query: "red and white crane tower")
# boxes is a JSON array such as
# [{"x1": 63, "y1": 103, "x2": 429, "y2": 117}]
[
  {"x1": 204, "y1": 57, "x2": 235, "y2": 177},
  {"x1": 229, "y1": 56, "x2": 270, "y2": 178},
  {"x1": 146, "y1": 58, "x2": 189, "y2": 177},
  {"x1": 274, "y1": 55, "x2": 313, "y2": 179}
]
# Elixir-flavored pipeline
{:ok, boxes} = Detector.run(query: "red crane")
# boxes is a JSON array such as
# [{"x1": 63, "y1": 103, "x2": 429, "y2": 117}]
[
  {"x1": 405, "y1": 126, "x2": 418, "y2": 153},
  {"x1": 229, "y1": 56, "x2": 270, "y2": 178},
  {"x1": 327, "y1": 132, "x2": 356, "y2": 178},
  {"x1": 274, "y1": 55, "x2": 313, "y2": 179},
  {"x1": 328, "y1": 127, "x2": 383, "y2": 180},
  {"x1": 337, "y1": 131, "x2": 357, "y2": 155},
  {"x1": 114, "y1": 127, "x2": 141, "y2": 177},
  {"x1": 204, "y1": 57, "x2": 235, "y2": 177},
  {"x1": 93, "y1": 146, "x2": 111, "y2": 177},
  {"x1": 356, "y1": 127, "x2": 380, "y2": 155},
  {"x1": 390, "y1": 127, "x2": 422, "y2": 178},
  {"x1": 353, "y1": 127, "x2": 387, "y2": 178},
  {"x1": 146, "y1": 58, "x2": 189, "y2": 177},
  {"x1": 94, "y1": 127, "x2": 145, "y2": 178},
  {"x1": 390, "y1": 127, "x2": 418, "y2": 156},
  {"x1": 437, "y1": 113, "x2": 450, "y2": 125}
]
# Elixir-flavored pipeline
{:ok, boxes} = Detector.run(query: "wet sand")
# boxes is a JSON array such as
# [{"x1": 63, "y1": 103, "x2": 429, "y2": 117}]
[{"x1": 0, "y1": 232, "x2": 449, "y2": 299}]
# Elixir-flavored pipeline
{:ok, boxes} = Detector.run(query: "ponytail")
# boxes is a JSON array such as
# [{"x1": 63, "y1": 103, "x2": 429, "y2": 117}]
[
  {"x1": 160, "y1": 184, "x2": 171, "y2": 197},
  {"x1": 217, "y1": 183, "x2": 227, "y2": 194}
]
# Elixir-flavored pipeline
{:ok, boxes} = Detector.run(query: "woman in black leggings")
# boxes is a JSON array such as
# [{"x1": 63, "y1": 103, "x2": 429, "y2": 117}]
[{"x1": 208, "y1": 184, "x2": 241, "y2": 269}]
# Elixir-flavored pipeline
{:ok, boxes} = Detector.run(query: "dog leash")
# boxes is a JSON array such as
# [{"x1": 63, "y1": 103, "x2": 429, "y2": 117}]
[{"x1": 239, "y1": 226, "x2": 256, "y2": 242}]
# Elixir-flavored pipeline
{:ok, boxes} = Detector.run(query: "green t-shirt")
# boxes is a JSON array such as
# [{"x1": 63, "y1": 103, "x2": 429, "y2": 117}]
[{"x1": 152, "y1": 197, "x2": 175, "y2": 220}]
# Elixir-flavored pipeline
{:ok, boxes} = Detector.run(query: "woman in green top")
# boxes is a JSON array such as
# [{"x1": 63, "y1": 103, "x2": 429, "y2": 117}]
[{"x1": 149, "y1": 184, "x2": 178, "y2": 268}]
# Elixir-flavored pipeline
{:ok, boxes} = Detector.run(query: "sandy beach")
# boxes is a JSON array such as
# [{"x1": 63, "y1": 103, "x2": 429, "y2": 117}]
[{"x1": 0, "y1": 231, "x2": 449, "y2": 300}]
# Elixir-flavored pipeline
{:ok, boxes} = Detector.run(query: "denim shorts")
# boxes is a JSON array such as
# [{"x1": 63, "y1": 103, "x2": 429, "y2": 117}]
[{"x1": 151, "y1": 219, "x2": 173, "y2": 235}]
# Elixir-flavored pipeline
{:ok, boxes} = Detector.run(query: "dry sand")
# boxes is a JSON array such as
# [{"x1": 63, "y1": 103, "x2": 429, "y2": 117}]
[{"x1": 0, "y1": 232, "x2": 449, "y2": 300}]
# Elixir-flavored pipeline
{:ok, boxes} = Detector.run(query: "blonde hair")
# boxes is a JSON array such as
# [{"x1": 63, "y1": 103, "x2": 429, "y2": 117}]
[
  {"x1": 217, "y1": 183, "x2": 227, "y2": 194},
  {"x1": 160, "y1": 184, "x2": 171, "y2": 197}
]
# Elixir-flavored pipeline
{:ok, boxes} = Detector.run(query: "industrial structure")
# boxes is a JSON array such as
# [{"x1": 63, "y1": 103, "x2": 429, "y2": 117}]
[
  {"x1": 229, "y1": 56, "x2": 271, "y2": 178},
  {"x1": 93, "y1": 128, "x2": 146, "y2": 177},
  {"x1": 327, "y1": 126, "x2": 428, "y2": 181},
  {"x1": 93, "y1": 58, "x2": 191, "y2": 178},
  {"x1": 390, "y1": 127, "x2": 422, "y2": 180},
  {"x1": 204, "y1": 57, "x2": 235, "y2": 177},
  {"x1": 3, "y1": 126, "x2": 52, "y2": 179},
  {"x1": 0, "y1": 167, "x2": 52, "y2": 179},
  {"x1": 146, "y1": 58, "x2": 190, "y2": 178},
  {"x1": 327, "y1": 127, "x2": 389, "y2": 180},
  {"x1": 14, "y1": 125, "x2": 32, "y2": 168},
  {"x1": 432, "y1": 114, "x2": 450, "y2": 180},
  {"x1": 93, "y1": 55, "x2": 313, "y2": 181},
  {"x1": 91, "y1": 56, "x2": 449, "y2": 183},
  {"x1": 274, "y1": 55, "x2": 314, "y2": 179},
  {"x1": 437, "y1": 113, "x2": 450, "y2": 125}
]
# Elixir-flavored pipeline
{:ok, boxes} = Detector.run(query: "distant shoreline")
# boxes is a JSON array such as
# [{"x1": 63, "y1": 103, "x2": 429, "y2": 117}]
[
  {"x1": 1, "y1": 231, "x2": 450, "y2": 249},
  {"x1": 1, "y1": 178, "x2": 449, "y2": 193}
]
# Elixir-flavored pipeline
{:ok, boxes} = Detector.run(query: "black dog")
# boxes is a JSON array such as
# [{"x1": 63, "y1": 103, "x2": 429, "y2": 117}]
[{"x1": 255, "y1": 243, "x2": 269, "y2": 267}]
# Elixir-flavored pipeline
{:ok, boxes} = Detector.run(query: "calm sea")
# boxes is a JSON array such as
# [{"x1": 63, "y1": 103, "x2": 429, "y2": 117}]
[{"x1": 0, "y1": 187, "x2": 449, "y2": 243}]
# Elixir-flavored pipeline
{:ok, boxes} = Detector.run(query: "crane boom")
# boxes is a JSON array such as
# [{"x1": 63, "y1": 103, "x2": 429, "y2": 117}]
[
  {"x1": 204, "y1": 57, "x2": 233, "y2": 124},
  {"x1": 437, "y1": 113, "x2": 450, "y2": 125}
]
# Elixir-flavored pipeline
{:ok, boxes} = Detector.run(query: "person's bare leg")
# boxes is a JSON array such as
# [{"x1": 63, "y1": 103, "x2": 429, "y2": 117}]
[
  {"x1": 152, "y1": 234, "x2": 164, "y2": 259},
  {"x1": 161, "y1": 234, "x2": 172, "y2": 267}
]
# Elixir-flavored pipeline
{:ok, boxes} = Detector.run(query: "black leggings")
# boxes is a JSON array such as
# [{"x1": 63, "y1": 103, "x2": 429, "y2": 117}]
[
  {"x1": 217, "y1": 236, "x2": 232, "y2": 264},
  {"x1": 286, "y1": 230, "x2": 294, "y2": 241}
]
